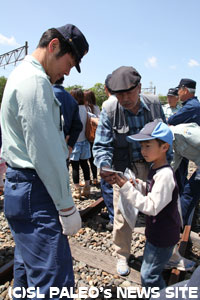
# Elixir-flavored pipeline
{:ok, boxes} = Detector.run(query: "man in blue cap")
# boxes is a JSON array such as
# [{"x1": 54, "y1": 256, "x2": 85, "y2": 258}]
[
  {"x1": 168, "y1": 78, "x2": 199, "y2": 126},
  {"x1": 1, "y1": 24, "x2": 89, "y2": 299},
  {"x1": 168, "y1": 78, "x2": 200, "y2": 225},
  {"x1": 164, "y1": 78, "x2": 200, "y2": 271}
]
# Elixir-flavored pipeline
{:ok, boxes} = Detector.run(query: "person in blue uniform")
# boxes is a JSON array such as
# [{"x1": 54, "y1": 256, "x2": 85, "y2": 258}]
[
  {"x1": 168, "y1": 78, "x2": 200, "y2": 226},
  {"x1": 53, "y1": 76, "x2": 83, "y2": 159}
]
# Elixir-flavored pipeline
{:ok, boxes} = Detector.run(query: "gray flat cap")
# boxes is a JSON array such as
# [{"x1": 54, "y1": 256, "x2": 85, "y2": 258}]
[{"x1": 108, "y1": 66, "x2": 141, "y2": 93}]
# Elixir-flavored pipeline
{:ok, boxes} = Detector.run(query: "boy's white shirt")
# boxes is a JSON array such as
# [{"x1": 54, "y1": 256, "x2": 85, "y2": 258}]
[{"x1": 120, "y1": 166, "x2": 181, "y2": 217}]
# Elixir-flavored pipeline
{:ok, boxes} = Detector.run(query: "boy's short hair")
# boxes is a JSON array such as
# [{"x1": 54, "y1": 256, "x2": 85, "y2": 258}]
[
  {"x1": 126, "y1": 119, "x2": 173, "y2": 145},
  {"x1": 155, "y1": 138, "x2": 168, "y2": 146}
]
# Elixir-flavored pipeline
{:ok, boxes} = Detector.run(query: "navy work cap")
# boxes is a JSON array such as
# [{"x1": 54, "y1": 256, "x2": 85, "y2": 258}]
[
  {"x1": 108, "y1": 66, "x2": 141, "y2": 93},
  {"x1": 167, "y1": 88, "x2": 178, "y2": 96},
  {"x1": 56, "y1": 24, "x2": 89, "y2": 73},
  {"x1": 176, "y1": 78, "x2": 196, "y2": 89}
]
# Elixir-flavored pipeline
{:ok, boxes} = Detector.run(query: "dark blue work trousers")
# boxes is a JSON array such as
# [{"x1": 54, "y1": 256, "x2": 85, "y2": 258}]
[
  {"x1": 176, "y1": 159, "x2": 200, "y2": 226},
  {"x1": 180, "y1": 171, "x2": 200, "y2": 226},
  {"x1": 175, "y1": 158, "x2": 189, "y2": 195},
  {"x1": 4, "y1": 167, "x2": 74, "y2": 299}
]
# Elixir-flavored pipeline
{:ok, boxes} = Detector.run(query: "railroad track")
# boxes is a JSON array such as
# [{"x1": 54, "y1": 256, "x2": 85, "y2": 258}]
[{"x1": 0, "y1": 196, "x2": 200, "y2": 299}]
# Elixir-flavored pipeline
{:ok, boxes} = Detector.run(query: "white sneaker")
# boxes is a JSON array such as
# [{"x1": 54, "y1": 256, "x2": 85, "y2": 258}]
[
  {"x1": 165, "y1": 257, "x2": 196, "y2": 271},
  {"x1": 117, "y1": 258, "x2": 130, "y2": 276}
]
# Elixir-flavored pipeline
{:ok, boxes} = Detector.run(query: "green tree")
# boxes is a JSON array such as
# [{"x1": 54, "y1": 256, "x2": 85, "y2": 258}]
[
  {"x1": 0, "y1": 76, "x2": 7, "y2": 105},
  {"x1": 159, "y1": 95, "x2": 167, "y2": 105},
  {"x1": 90, "y1": 83, "x2": 107, "y2": 108},
  {"x1": 64, "y1": 83, "x2": 107, "y2": 109},
  {"x1": 65, "y1": 84, "x2": 83, "y2": 93}
]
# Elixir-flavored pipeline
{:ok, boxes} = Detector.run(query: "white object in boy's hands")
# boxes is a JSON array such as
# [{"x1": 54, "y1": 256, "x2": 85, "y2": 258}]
[
  {"x1": 101, "y1": 166, "x2": 124, "y2": 175},
  {"x1": 124, "y1": 168, "x2": 138, "y2": 187},
  {"x1": 102, "y1": 167, "x2": 138, "y2": 184},
  {"x1": 59, "y1": 207, "x2": 82, "y2": 235}
]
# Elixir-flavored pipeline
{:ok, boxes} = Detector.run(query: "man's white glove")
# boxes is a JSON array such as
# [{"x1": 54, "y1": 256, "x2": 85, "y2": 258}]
[{"x1": 59, "y1": 206, "x2": 82, "y2": 236}]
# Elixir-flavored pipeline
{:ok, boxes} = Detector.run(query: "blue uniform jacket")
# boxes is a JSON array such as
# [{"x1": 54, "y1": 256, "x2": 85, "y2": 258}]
[
  {"x1": 53, "y1": 85, "x2": 83, "y2": 148},
  {"x1": 168, "y1": 97, "x2": 200, "y2": 126}
]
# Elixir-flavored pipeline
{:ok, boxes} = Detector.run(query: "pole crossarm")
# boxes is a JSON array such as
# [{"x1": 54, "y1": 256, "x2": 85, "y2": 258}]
[
  {"x1": 141, "y1": 86, "x2": 156, "y2": 95},
  {"x1": 0, "y1": 42, "x2": 28, "y2": 68}
]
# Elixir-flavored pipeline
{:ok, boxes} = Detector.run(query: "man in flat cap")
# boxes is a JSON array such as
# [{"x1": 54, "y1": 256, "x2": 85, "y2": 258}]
[
  {"x1": 1, "y1": 24, "x2": 89, "y2": 298},
  {"x1": 168, "y1": 78, "x2": 200, "y2": 231},
  {"x1": 93, "y1": 66, "x2": 166, "y2": 275},
  {"x1": 162, "y1": 88, "x2": 181, "y2": 121}
]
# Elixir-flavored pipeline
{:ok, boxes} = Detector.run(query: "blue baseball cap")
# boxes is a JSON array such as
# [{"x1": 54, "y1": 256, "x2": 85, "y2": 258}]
[{"x1": 127, "y1": 119, "x2": 173, "y2": 145}]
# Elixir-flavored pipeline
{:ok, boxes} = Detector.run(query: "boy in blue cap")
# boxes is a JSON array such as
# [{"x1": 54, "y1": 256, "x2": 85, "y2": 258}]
[{"x1": 115, "y1": 119, "x2": 182, "y2": 291}]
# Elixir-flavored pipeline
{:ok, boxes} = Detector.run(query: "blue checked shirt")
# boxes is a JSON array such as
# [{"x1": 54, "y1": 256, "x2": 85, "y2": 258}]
[{"x1": 93, "y1": 96, "x2": 151, "y2": 168}]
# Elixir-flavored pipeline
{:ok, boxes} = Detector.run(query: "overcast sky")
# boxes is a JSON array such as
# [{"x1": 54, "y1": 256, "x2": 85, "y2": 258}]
[{"x1": 1, "y1": 0, "x2": 200, "y2": 96}]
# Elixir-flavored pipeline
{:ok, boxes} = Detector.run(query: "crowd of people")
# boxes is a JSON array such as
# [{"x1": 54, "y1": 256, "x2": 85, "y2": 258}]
[{"x1": 0, "y1": 22, "x2": 200, "y2": 300}]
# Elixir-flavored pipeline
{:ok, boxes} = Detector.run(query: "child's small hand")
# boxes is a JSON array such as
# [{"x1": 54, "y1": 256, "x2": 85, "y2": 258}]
[{"x1": 114, "y1": 173, "x2": 128, "y2": 188}]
